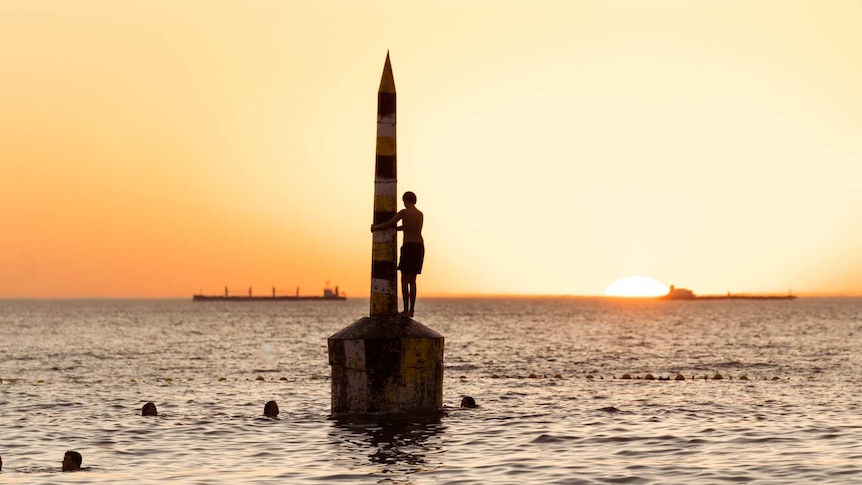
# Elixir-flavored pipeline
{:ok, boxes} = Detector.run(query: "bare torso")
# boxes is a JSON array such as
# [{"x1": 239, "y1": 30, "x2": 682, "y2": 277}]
[{"x1": 399, "y1": 207, "x2": 424, "y2": 244}]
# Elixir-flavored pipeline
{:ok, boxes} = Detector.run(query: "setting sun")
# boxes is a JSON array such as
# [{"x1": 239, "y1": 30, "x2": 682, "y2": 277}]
[{"x1": 604, "y1": 276, "x2": 669, "y2": 298}]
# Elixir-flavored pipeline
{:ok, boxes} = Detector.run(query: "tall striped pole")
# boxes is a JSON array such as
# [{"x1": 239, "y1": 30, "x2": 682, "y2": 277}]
[
  {"x1": 370, "y1": 52, "x2": 398, "y2": 317},
  {"x1": 328, "y1": 53, "x2": 443, "y2": 415}
]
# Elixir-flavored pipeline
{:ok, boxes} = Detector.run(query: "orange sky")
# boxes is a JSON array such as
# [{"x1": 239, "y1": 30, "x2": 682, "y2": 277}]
[{"x1": 2, "y1": 0, "x2": 862, "y2": 298}]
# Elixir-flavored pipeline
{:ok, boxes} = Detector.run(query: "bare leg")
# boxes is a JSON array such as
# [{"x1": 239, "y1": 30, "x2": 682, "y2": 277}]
[
  {"x1": 405, "y1": 273, "x2": 417, "y2": 317},
  {"x1": 400, "y1": 272, "x2": 410, "y2": 315},
  {"x1": 409, "y1": 277, "x2": 417, "y2": 317}
]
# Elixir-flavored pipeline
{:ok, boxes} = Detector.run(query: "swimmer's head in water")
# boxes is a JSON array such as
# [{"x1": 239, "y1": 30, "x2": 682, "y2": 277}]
[
  {"x1": 62, "y1": 450, "x2": 82, "y2": 472},
  {"x1": 402, "y1": 191, "x2": 417, "y2": 204},
  {"x1": 460, "y1": 396, "x2": 477, "y2": 408},
  {"x1": 141, "y1": 402, "x2": 158, "y2": 416},
  {"x1": 263, "y1": 400, "x2": 279, "y2": 417}
]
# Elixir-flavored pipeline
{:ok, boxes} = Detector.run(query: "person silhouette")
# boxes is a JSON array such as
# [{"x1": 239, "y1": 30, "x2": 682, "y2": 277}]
[
  {"x1": 141, "y1": 402, "x2": 158, "y2": 416},
  {"x1": 371, "y1": 191, "x2": 424, "y2": 317},
  {"x1": 460, "y1": 396, "x2": 478, "y2": 408},
  {"x1": 263, "y1": 400, "x2": 279, "y2": 417},
  {"x1": 62, "y1": 450, "x2": 82, "y2": 472}
]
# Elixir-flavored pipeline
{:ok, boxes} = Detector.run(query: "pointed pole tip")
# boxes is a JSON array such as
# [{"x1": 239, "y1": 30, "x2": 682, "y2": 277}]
[{"x1": 379, "y1": 51, "x2": 395, "y2": 93}]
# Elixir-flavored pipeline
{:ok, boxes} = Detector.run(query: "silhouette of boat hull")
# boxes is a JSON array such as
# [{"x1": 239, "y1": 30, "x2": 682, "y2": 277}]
[
  {"x1": 193, "y1": 287, "x2": 346, "y2": 302},
  {"x1": 192, "y1": 295, "x2": 346, "y2": 302},
  {"x1": 660, "y1": 294, "x2": 797, "y2": 301},
  {"x1": 659, "y1": 285, "x2": 796, "y2": 301}
]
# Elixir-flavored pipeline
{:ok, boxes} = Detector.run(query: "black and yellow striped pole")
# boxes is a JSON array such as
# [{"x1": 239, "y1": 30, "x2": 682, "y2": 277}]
[
  {"x1": 370, "y1": 52, "x2": 398, "y2": 317},
  {"x1": 328, "y1": 53, "x2": 444, "y2": 415}
]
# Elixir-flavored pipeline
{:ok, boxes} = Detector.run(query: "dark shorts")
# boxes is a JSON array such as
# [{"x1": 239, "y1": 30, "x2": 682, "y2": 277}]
[{"x1": 398, "y1": 243, "x2": 425, "y2": 275}]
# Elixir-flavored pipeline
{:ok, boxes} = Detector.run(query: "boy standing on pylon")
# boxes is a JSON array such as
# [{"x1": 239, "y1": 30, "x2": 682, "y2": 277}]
[{"x1": 371, "y1": 191, "x2": 424, "y2": 317}]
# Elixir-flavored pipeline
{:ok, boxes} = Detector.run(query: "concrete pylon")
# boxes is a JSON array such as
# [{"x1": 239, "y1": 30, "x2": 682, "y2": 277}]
[
  {"x1": 328, "y1": 53, "x2": 444, "y2": 415},
  {"x1": 370, "y1": 51, "x2": 398, "y2": 317}
]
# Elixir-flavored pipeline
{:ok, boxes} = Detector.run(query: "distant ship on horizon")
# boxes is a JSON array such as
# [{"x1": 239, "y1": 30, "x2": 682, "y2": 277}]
[
  {"x1": 193, "y1": 284, "x2": 346, "y2": 302},
  {"x1": 660, "y1": 285, "x2": 797, "y2": 301}
]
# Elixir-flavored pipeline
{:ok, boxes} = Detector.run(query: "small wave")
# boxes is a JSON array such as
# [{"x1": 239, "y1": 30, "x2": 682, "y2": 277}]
[{"x1": 530, "y1": 433, "x2": 579, "y2": 443}]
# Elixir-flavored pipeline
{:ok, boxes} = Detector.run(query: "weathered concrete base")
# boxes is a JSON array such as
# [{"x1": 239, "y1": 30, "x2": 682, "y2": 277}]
[{"x1": 328, "y1": 315, "x2": 444, "y2": 415}]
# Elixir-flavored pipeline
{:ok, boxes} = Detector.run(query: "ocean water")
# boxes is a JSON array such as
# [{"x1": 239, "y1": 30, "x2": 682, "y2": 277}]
[{"x1": 1, "y1": 297, "x2": 860, "y2": 484}]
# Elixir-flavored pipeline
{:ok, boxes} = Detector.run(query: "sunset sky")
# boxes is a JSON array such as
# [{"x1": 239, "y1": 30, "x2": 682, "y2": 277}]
[{"x1": 2, "y1": 0, "x2": 861, "y2": 298}]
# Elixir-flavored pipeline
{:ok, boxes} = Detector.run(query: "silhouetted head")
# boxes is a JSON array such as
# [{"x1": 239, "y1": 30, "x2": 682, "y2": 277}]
[
  {"x1": 460, "y1": 396, "x2": 477, "y2": 408},
  {"x1": 1, "y1": 454, "x2": 3, "y2": 471},
  {"x1": 141, "y1": 402, "x2": 158, "y2": 416},
  {"x1": 402, "y1": 191, "x2": 417, "y2": 204},
  {"x1": 263, "y1": 400, "x2": 279, "y2": 417},
  {"x1": 62, "y1": 450, "x2": 82, "y2": 472}
]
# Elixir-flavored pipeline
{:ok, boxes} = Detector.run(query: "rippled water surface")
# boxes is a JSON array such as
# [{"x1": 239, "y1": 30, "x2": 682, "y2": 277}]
[{"x1": 1, "y1": 297, "x2": 860, "y2": 483}]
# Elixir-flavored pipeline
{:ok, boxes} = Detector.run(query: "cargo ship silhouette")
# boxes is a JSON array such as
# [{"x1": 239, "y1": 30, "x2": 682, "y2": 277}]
[
  {"x1": 660, "y1": 285, "x2": 796, "y2": 300},
  {"x1": 193, "y1": 284, "x2": 346, "y2": 301}
]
